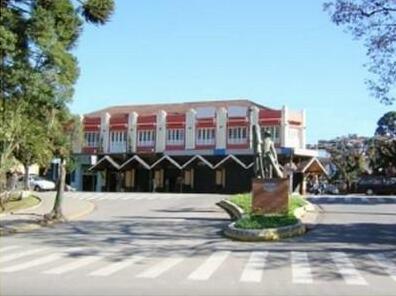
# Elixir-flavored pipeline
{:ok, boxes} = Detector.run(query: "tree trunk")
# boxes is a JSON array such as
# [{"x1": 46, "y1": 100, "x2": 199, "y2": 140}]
[
  {"x1": 45, "y1": 158, "x2": 66, "y2": 221},
  {"x1": 23, "y1": 163, "x2": 29, "y2": 191}
]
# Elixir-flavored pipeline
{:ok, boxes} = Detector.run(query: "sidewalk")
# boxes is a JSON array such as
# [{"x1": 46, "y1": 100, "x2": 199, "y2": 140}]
[{"x1": 0, "y1": 192, "x2": 95, "y2": 235}]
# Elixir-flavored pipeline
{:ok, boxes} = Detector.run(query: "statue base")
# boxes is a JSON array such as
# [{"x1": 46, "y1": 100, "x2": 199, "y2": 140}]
[{"x1": 252, "y1": 178, "x2": 289, "y2": 215}]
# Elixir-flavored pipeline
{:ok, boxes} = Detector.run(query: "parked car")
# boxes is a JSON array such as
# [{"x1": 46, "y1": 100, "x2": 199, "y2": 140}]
[
  {"x1": 356, "y1": 176, "x2": 396, "y2": 195},
  {"x1": 19, "y1": 174, "x2": 56, "y2": 191}
]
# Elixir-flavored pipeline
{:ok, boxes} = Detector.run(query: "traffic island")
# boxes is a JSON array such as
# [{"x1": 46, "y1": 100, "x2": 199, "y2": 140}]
[{"x1": 219, "y1": 194, "x2": 313, "y2": 241}]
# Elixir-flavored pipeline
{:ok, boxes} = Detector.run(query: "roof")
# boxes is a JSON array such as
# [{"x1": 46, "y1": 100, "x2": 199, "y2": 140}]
[
  {"x1": 297, "y1": 157, "x2": 328, "y2": 176},
  {"x1": 85, "y1": 99, "x2": 275, "y2": 117}
]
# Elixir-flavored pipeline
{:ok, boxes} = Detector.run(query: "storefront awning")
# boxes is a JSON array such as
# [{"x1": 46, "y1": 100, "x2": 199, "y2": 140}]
[
  {"x1": 119, "y1": 155, "x2": 151, "y2": 170},
  {"x1": 89, "y1": 155, "x2": 120, "y2": 171}
]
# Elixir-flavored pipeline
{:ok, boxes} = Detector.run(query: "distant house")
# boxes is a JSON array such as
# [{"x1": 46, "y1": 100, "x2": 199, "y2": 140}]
[{"x1": 71, "y1": 99, "x2": 325, "y2": 193}]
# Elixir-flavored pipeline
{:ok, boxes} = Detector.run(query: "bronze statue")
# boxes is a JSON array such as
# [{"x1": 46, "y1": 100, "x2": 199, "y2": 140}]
[{"x1": 252, "y1": 124, "x2": 283, "y2": 179}]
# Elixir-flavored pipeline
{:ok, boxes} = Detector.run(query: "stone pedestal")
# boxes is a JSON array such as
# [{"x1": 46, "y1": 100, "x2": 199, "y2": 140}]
[{"x1": 252, "y1": 178, "x2": 289, "y2": 215}]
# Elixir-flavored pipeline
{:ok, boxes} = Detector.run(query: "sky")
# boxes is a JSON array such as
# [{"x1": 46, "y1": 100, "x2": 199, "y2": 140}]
[{"x1": 71, "y1": 0, "x2": 394, "y2": 145}]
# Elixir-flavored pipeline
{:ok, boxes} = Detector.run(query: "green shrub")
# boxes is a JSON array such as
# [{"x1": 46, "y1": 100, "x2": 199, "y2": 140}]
[
  {"x1": 228, "y1": 193, "x2": 307, "y2": 230},
  {"x1": 235, "y1": 214, "x2": 298, "y2": 229}
]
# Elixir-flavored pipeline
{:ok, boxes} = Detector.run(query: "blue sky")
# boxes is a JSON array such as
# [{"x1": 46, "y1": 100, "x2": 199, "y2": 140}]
[{"x1": 71, "y1": 0, "x2": 393, "y2": 144}]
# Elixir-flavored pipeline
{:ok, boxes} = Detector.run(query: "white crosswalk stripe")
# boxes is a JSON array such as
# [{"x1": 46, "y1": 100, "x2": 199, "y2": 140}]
[
  {"x1": 0, "y1": 247, "x2": 49, "y2": 264},
  {"x1": 89, "y1": 255, "x2": 144, "y2": 276},
  {"x1": 43, "y1": 256, "x2": 102, "y2": 274},
  {"x1": 331, "y1": 252, "x2": 367, "y2": 285},
  {"x1": 291, "y1": 252, "x2": 313, "y2": 284},
  {"x1": 188, "y1": 251, "x2": 230, "y2": 281},
  {"x1": 0, "y1": 253, "x2": 61, "y2": 273},
  {"x1": 0, "y1": 245, "x2": 20, "y2": 253},
  {"x1": 136, "y1": 257, "x2": 184, "y2": 279},
  {"x1": 369, "y1": 254, "x2": 396, "y2": 282},
  {"x1": 240, "y1": 251, "x2": 268, "y2": 282}
]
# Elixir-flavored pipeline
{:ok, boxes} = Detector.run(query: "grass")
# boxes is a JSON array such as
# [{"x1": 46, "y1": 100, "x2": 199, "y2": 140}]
[
  {"x1": 229, "y1": 193, "x2": 307, "y2": 230},
  {"x1": 0, "y1": 195, "x2": 40, "y2": 214}
]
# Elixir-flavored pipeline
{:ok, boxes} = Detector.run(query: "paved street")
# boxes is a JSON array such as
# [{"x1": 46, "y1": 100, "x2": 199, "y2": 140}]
[{"x1": 1, "y1": 192, "x2": 395, "y2": 296}]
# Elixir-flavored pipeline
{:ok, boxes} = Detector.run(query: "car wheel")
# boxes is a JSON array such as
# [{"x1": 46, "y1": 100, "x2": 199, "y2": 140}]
[
  {"x1": 34, "y1": 185, "x2": 41, "y2": 192},
  {"x1": 366, "y1": 189, "x2": 374, "y2": 195}
]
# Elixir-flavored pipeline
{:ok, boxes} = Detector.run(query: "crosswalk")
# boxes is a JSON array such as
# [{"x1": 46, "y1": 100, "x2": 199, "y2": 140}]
[
  {"x1": 1, "y1": 245, "x2": 395, "y2": 286},
  {"x1": 308, "y1": 196, "x2": 396, "y2": 205}
]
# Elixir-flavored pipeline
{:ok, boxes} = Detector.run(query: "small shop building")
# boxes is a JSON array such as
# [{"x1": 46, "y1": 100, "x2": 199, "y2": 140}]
[{"x1": 70, "y1": 99, "x2": 326, "y2": 194}]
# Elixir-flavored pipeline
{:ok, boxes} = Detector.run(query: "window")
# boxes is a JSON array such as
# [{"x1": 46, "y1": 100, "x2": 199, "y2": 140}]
[
  {"x1": 84, "y1": 132, "x2": 99, "y2": 147},
  {"x1": 167, "y1": 128, "x2": 184, "y2": 145},
  {"x1": 196, "y1": 128, "x2": 215, "y2": 145},
  {"x1": 228, "y1": 126, "x2": 248, "y2": 145},
  {"x1": 109, "y1": 131, "x2": 127, "y2": 153},
  {"x1": 137, "y1": 129, "x2": 155, "y2": 147}
]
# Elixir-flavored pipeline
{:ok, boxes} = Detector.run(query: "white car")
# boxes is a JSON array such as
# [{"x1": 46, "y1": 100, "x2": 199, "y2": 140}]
[{"x1": 28, "y1": 175, "x2": 56, "y2": 191}]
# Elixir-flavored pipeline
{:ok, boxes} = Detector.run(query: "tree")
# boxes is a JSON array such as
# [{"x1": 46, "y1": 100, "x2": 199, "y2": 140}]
[
  {"x1": 324, "y1": 0, "x2": 396, "y2": 105},
  {"x1": 1, "y1": 0, "x2": 114, "y2": 219},
  {"x1": 375, "y1": 111, "x2": 396, "y2": 137},
  {"x1": 324, "y1": 136, "x2": 368, "y2": 192}
]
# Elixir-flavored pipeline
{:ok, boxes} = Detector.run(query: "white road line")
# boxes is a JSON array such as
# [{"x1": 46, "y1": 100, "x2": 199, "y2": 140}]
[
  {"x1": 291, "y1": 251, "x2": 313, "y2": 284},
  {"x1": 240, "y1": 251, "x2": 268, "y2": 282},
  {"x1": 331, "y1": 252, "x2": 367, "y2": 285},
  {"x1": 43, "y1": 256, "x2": 102, "y2": 274},
  {"x1": 0, "y1": 253, "x2": 61, "y2": 273},
  {"x1": 136, "y1": 257, "x2": 184, "y2": 279},
  {"x1": 369, "y1": 254, "x2": 396, "y2": 282},
  {"x1": 0, "y1": 248, "x2": 49, "y2": 264},
  {"x1": 188, "y1": 251, "x2": 231, "y2": 281},
  {"x1": 121, "y1": 196, "x2": 134, "y2": 200},
  {"x1": 0, "y1": 245, "x2": 20, "y2": 253},
  {"x1": 89, "y1": 255, "x2": 144, "y2": 276}
]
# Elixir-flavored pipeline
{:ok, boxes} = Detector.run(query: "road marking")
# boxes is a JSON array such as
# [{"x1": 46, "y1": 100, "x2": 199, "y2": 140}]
[
  {"x1": 331, "y1": 252, "x2": 367, "y2": 285},
  {"x1": 0, "y1": 245, "x2": 20, "y2": 253},
  {"x1": 0, "y1": 248, "x2": 49, "y2": 264},
  {"x1": 291, "y1": 252, "x2": 313, "y2": 284},
  {"x1": 240, "y1": 251, "x2": 268, "y2": 282},
  {"x1": 121, "y1": 196, "x2": 134, "y2": 200},
  {"x1": 136, "y1": 257, "x2": 184, "y2": 279},
  {"x1": 369, "y1": 254, "x2": 396, "y2": 282},
  {"x1": 89, "y1": 255, "x2": 144, "y2": 276},
  {"x1": 0, "y1": 253, "x2": 61, "y2": 272},
  {"x1": 188, "y1": 251, "x2": 230, "y2": 281},
  {"x1": 43, "y1": 256, "x2": 102, "y2": 274}
]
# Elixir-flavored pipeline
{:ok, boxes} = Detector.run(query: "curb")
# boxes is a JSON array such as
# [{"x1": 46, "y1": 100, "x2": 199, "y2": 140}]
[
  {"x1": 216, "y1": 199, "x2": 244, "y2": 221},
  {"x1": 224, "y1": 220, "x2": 306, "y2": 241},
  {"x1": 0, "y1": 200, "x2": 95, "y2": 236},
  {"x1": 0, "y1": 195, "x2": 42, "y2": 218}
]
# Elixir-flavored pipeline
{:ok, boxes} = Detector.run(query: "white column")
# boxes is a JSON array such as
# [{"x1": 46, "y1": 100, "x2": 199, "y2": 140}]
[
  {"x1": 249, "y1": 106, "x2": 259, "y2": 150},
  {"x1": 281, "y1": 105, "x2": 289, "y2": 147},
  {"x1": 100, "y1": 112, "x2": 110, "y2": 153},
  {"x1": 155, "y1": 110, "x2": 167, "y2": 153},
  {"x1": 301, "y1": 109, "x2": 306, "y2": 149},
  {"x1": 185, "y1": 108, "x2": 196, "y2": 150},
  {"x1": 128, "y1": 112, "x2": 138, "y2": 153},
  {"x1": 215, "y1": 107, "x2": 227, "y2": 150}
]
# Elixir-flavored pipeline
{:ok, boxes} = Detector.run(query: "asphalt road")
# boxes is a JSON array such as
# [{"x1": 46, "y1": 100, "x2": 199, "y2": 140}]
[{"x1": 0, "y1": 192, "x2": 395, "y2": 296}]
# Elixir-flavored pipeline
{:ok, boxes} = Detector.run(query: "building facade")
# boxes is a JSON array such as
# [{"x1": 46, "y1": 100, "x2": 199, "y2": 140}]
[{"x1": 71, "y1": 99, "x2": 322, "y2": 193}]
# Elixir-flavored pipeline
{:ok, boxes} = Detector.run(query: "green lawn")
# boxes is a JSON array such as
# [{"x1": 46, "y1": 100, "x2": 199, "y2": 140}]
[
  {"x1": 229, "y1": 193, "x2": 307, "y2": 230},
  {"x1": 0, "y1": 195, "x2": 40, "y2": 214}
]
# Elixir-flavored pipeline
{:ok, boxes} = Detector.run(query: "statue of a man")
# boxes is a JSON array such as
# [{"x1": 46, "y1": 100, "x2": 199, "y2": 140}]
[{"x1": 262, "y1": 130, "x2": 280, "y2": 178}]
